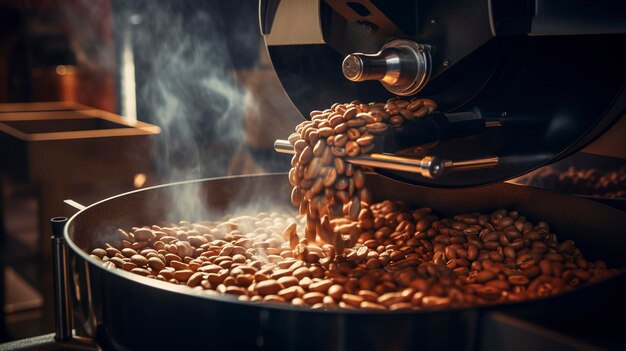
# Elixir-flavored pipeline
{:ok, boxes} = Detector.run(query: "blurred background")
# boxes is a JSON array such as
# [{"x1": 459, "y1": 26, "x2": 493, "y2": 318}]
[{"x1": 0, "y1": 0, "x2": 300, "y2": 340}]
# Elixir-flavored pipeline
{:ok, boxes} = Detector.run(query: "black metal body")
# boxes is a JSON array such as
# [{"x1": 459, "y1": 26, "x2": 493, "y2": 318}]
[
  {"x1": 261, "y1": 0, "x2": 626, "y2": 187},
  {"x1": 370, "y1": 112, "x2": 486, "y2": 154},
  {"x1": 63, "y1": 174, "x2": 626, "y2": 350}
]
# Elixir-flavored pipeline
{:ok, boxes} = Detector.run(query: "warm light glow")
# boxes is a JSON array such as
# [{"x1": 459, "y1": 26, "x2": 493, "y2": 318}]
[
  {"x1": 121, "y1": 30, "x2": 138, "y2": 123},
  {"x1": 56, "y1": 65, "x2": 68, "y2": 75},
  {"x1": 133, "y1": 173, "x2": 147, "y2": 188}
]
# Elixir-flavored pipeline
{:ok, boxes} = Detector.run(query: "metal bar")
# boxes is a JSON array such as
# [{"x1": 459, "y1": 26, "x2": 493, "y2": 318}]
[
  {"x1": 274, "y1": 139, "x2": 295, "y2": 155},
  {"x1": 64, "y1": 199, "x2": 87, "y2": 212},
  {"x1": 0, "y1": 173, "x2": 6, "y2": 341},
  {"x1": 449, "y1": 157, "x2": 499, "y2": 171},
  {"x1": 275, "y1": 139, "x2": 499, "y2": 178},
  {"x1": 50, "y1": 217, "x2": 71, "y2": 342},
  {"x1": 275, "y1": 140, "x2": 436, "y2": 176},
  {"x1": 346, "y1": 154, "x2": 436, "y2": 178}
]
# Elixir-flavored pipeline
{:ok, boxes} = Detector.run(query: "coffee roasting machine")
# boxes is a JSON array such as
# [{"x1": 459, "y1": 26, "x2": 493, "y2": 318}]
[
  {"x1": 3, "y1": 1, "x2": 626, "y2": 350},
  {"x1": 267, "y1": 0, "x2": 626, "y2": 187},
  {"x1": 261, "y1": 0, "x2": 626, "y2": 349}
]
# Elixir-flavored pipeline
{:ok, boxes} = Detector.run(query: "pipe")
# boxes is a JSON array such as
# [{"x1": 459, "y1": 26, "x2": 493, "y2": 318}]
[{"x1": 51, "y1": 216, "x2": 71, "y2": 342}]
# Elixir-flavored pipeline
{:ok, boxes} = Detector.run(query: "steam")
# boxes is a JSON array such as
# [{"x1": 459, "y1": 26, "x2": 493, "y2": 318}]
[
  {"x1": 113, "y1": 1, "x2": 256, "y2": 221},
  {"x1": 59, "y1": 1, "x2": 296, "y2": 222}
]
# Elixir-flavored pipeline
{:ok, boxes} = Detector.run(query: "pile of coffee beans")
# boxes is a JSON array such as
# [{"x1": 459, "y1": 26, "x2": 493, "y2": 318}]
[
  {"x1": 286, "y1": 98, "x2": 437, "y2": 251},
  {"x1": 91, "y1": 204, "x2": 617, "y2": 310},
  {"x1": 91, "y1": 98, "x2": 618, "y2": 310},
  {"x1": 520, "y1": 166, "x2": 626, "y2": 198}
]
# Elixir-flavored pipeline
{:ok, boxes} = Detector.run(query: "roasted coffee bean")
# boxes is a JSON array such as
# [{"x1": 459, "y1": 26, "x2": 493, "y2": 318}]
[
  {"x1": 406, "y1": 99, "x2": 424, "y2": 112},
  {"x1": 309, "y1": 279, "x2": 333, "y2": 293},
  {"x1": 323, "y1": 168, "x2": 338, "y2": 187},
  {"x1": 121, "y1": 248, "x2": 139, "y2": 258},
  {"x1": 345, "y1": 141, "x2": 360, "y2": 157},
  {"x1": 508, "y1": 275, "x2": 530, "y2": 286},
  {"x1": 347, "y1": 128, "x2": 361, "y2": 140},
  {"x1": 173, "y1": 270, "x2": 194, "y2": 282},
  {"x1": 148, "y1": 257, "x2": 166, "y2": 271},
  {"x1": 356, "y1": 134, "x2": 374, "y2": 146},
  {"x1": 476, "y1": 270, "x2": 496, "y2": 284},
  {"x1": 187, "y1": 272, "x2": 204, "y2": 287},
  {"x1": 344, "y1": 107, "x2": 357, "y2": 120},
  {"x1": 130, "y1": 268, "x2": 151, "y2": 277},
  {"x1": 130, "y1": 255, "x2": 148, "y2": 267},
  {"x1": 257, "y1": 279, "x2": 282, "y2": 296},
  {"x1": 91, "y1": 248, "x2": 107, "y2": 259},
  {"x1": 134, "y1": 228, "x2": 155, "y2": 241},
  {"x1": 476, "y1": 286, "x2": 501, "y2": 301}
]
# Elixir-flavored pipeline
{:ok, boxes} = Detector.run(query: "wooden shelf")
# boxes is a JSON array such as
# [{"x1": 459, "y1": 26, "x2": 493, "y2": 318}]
[{"x1": 0, "y1": 102, "x2": 160, "y2": 142}]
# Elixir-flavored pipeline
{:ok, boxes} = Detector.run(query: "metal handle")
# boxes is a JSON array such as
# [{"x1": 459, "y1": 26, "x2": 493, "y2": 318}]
[
  {"x1": 64, "y1": 199, "x2": 87, "y2": 212},
  {"x1": 275, "y1": 140, "x2": 498, "y2": 179}
]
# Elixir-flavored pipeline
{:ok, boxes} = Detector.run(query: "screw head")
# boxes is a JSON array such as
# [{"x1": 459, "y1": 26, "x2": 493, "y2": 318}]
[{"x1": 342, "y1": 55, "x2": 363, "y2": 81}]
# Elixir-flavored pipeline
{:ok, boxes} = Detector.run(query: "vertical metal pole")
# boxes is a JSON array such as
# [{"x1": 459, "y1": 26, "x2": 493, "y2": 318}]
[
  {"x1": 50, "y1": 216, "x2": 71, "y2": 341},
  {"x1": 0, "y1": 173, "x2": 6, "y2": 341}
]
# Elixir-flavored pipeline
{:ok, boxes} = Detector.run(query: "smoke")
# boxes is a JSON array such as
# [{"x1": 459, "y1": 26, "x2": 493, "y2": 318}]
[
  {"x1": 111, "y1": 0, "x2": 259, "y2": 220},
  {"x1": 55, "y1": 0, "x2": 296, "y2": 222}
]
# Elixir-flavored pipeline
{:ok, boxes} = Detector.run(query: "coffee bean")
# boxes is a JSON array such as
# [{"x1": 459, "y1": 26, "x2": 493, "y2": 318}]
[
  {"x1": 508, "y1": 275, "x2": 530, "y2": 285},
  {"x1": 476, "y1": 270, "x2": 496, "y2": 284},
  {"x1": 121, "y1": 248, "x2": 139, "y2": 258},
  {"x1": 476, "y1": 286, "x2": 501, "y2": 301},
  {"x1": 173, "y1": 270, "x2": 193, "y2": 281},
  {"x1": 309, "y1": 279, "x2": 333, "y2": 293},
  {"x1": 130, "y1": 255, "x2": 148, "y2": 267},
  {"x1": 406, "y1": 99, "x2": 424, "y2": 111},
  {"x1": 345, "y1": 141, "x2": 360, "y2": 157},
  {"x1": 130, "y1": 267, "x2": 151, "y2": 277},
  {"x1": 343, "y1": 107, "x2": 357, "y2": 120},
  {"x1": 303, "y1": 292, "x2": 325, "y2": 304},
  {"x1": 90, "y1": 248, "x2": 107, "y2": 259},
  {"x1": 278, "y1": 286, "x2": 304, "y2": 300},
  {"x1": 256, "y1": 279, "x2": 282, "y2": 296},
  {"x1": 366, "y1": 122, "x2": 388, "y2": 134},
  {"x1": 361, "y1": 301, "x2": 386, "y2": 310},
  {"x1": 422, "y1": 296, "x2": 451, "y2": 308},
  {"x1": 134, "y1": 228, "x2": 155, "y2": 241},
  {"x1": 356, "y1": 134, "x2": 374, "y2": 146},
  {"x1": 323, "y1": 168, "x2": 338, "y2": 187},
  {"x1": 342, "y1": 293, "x2": 364, "y2": 307},
  {"x1": 187, "y1": 272, "x2": 204, "y2": 287},
  {"x1": 347, "y1": 128, "x2": 361, "y2": 140},
  {"x1": 303, "y1": 157, "x2": 322, "y2": 180},
  {"x1": 147, "y1": 257, "x2": 166, "y2": 271}
]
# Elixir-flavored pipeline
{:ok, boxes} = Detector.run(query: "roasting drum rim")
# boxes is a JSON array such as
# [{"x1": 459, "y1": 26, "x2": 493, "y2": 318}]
[{"x1": 63, "y1": 173, "x2": 626, "y2": 315}]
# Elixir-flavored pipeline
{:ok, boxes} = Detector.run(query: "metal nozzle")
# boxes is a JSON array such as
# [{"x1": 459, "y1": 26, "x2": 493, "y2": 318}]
[{"x1": 342, "y1": 39, "x2": 431, "y2": 96}]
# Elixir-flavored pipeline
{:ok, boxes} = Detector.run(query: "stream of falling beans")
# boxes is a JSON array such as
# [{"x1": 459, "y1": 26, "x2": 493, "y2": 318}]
[{"x1": 287, "y1": 97, "x2": 437, "y2": 253}]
